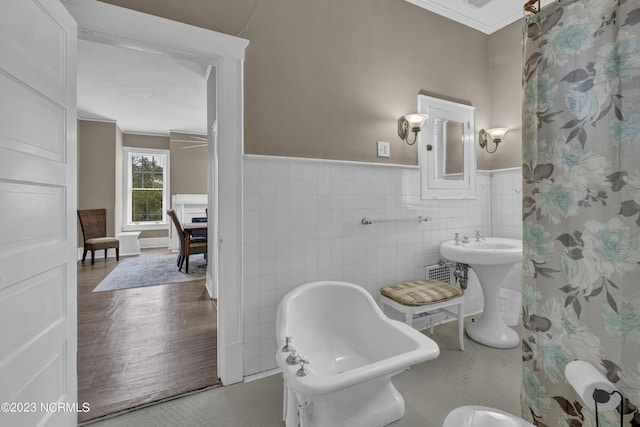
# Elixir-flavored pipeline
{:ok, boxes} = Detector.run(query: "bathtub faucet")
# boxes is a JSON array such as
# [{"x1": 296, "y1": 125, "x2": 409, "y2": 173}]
[
  {"x1": 287, "y1": 350, "x2": 301, "y2": 365},
  {"x1": 282, "y1": 336, "x2": 294, "y2": 352},
  {"x1": 297, "y1": 358, "x2": 310, "y2": 377}
]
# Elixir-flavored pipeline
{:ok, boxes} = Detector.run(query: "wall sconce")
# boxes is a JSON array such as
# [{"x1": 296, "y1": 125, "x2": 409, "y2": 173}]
[
  {"x1": 479, "y1": 127, "x2": 509, "y2": 153},
  {"x1": 398, "y1": 113, "x2": 428, "y2": 145}
]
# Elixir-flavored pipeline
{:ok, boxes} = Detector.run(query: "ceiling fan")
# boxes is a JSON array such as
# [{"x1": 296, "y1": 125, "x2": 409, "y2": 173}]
[{"x1": 170, "y1": 134, "x2": 208, "y2": 149}]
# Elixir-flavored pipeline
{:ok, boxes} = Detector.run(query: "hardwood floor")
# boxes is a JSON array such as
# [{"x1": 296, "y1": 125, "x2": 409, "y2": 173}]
[{"x1": 77, "y1": 249, "x2": 219, "y2": 423}]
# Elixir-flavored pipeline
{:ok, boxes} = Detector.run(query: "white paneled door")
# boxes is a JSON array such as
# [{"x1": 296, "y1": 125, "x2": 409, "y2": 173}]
[{"x1": 0, "y1": 1, "x2": 78, "y2": 427}]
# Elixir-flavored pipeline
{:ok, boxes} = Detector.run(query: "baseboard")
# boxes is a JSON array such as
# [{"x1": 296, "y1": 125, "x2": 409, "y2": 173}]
[
  {"x1": 77, "y1": 237, "x2": 169, "y2": 260},
  {"x1": 244, "y1": 367, "x2": 281, "y2": 383},
  {"x1": 77, "y1": 247, "x2": 120, "y2": 261},
  {"x1": 139, "y1": 237, "x2": 169, "y2": 249}
]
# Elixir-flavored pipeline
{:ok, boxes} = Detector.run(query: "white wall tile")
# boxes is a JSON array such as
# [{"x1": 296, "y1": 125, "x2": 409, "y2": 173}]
[{"x1": 242, "y1": 157, "x2": 523, "y2": 377}]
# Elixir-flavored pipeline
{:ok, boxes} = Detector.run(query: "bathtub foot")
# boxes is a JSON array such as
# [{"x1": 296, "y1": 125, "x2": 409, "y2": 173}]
[
  {"x1": 290, "y1": 376, "x2": 405, "y2": 427},
  {"x1": 284, "y1": 382, "x2": 299, "y2": 427}
]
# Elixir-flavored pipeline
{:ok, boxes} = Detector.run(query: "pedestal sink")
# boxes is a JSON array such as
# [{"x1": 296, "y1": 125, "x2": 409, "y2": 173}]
[{"x1": 440, "y1": 237, "x2": 523, "y2": 349}]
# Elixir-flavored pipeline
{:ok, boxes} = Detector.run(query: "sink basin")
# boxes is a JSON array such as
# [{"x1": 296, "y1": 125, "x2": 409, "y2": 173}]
[
  {"x1": 440, "y1": 237, "x2": 522, "y2": 265},
  {"x1": 440, "y1": 237, "x2": 523, "y2": 349}
]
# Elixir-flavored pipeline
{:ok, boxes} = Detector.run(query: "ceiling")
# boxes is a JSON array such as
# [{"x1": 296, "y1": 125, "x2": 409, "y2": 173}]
[
  {"x1": 77, "y1": 39, "x2": 208, "y2": 136},
  {"x1": 76, "y1": 1, "x2": 553, "y2": 136},
  {"x1": 405, "y1": 0, "x2": 555, "y2": 34}
]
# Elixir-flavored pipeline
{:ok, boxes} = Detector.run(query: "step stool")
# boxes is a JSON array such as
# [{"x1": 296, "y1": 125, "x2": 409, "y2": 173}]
[{"x1": 379, "y1": 279, "x2": 465, "y2": 350}]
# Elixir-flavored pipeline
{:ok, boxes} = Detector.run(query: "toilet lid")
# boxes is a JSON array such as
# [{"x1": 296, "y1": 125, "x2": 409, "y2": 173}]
[
  {"x1": 471, "y1": 410, "x2": 523, "y2": 426},
  {"x1": 443, "y1": 406, "x2": 535, "y2": 427}
]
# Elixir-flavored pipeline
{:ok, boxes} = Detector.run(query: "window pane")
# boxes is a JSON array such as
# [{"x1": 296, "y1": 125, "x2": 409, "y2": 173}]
[
  {"x1": 131, "y1": 154, "x2": 165, "y2": 190},
  {"x1": 131, "y1": 189, "x2": 163, "y2": 222},
  {"x1": 153, "y1": 173, "x2": 163, "y2": 188},
  {"x1": 132, "y1": 156, "x2": 142, "y2": 188}
]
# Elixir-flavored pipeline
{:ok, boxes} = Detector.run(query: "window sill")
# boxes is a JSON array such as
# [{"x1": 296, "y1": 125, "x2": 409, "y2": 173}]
[{"x1": 123, "y1": 222, "x2": 169, "y2": 232}]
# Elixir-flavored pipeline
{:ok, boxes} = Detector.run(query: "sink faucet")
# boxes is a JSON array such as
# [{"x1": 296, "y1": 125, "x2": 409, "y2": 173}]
[
  {"x1": 454, "y1": 233, "x2": 460, "y2": 245},
  {"x1": 462, "y1": 235, "x2": 470, "y2": 244},
  {"x1": 475, "y1": 231, "x2": 485, "y2": 241}
]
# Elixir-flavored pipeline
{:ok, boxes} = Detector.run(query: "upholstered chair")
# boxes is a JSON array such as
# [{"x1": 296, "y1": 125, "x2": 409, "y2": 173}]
[{"x1": 77, "y1": 209, "x2": 120, "y2": 265}]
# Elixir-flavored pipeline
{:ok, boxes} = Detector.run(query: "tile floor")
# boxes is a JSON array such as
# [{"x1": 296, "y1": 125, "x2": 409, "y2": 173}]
[{"x1": 86, "y1": 318, "x2": 522, "y2": 427}]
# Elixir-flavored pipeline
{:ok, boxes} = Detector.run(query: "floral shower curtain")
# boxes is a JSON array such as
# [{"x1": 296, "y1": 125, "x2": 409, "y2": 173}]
[{"x1": 521, "y1": 0, "x2": 640, "y2": 426}]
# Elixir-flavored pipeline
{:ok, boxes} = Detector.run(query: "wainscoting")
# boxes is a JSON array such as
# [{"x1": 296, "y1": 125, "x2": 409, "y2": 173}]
[
  {"x1": 77, "y1": 249, "x2": 219, "y2": 423},
  {"x1": 241, "y1": 156, "x2": 523, "y2": 377},
  {"x1": 242, "y1": 156, "x2": 512, "y2": 376}
]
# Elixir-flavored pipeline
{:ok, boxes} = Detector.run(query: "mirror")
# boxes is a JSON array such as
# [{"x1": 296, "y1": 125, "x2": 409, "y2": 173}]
[
  {"x1": 434, "y1": 119, "x2": 464, "y2": 180},
  {"x1": 418, "y1": 95, "x2": 476, "y2": 199}
]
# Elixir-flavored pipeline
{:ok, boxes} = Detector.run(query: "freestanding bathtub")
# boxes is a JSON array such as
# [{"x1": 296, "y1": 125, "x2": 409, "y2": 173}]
[{"x1": 276, "y1": 281, "x2": 440, "y2": 427}]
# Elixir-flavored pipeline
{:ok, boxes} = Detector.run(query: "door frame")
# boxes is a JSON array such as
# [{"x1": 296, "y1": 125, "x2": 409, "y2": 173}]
[{"x1": 62, "y1": 0, "x2": 248, "y2": 385}]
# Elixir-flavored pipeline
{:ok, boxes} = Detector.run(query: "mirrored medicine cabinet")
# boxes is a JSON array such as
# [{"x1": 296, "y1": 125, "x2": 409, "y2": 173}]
[{"x1": 417, "y1": 95, "x2": 476, "y2": 199}]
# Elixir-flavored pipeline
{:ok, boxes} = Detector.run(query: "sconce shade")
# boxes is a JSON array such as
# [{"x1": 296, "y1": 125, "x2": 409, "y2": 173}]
[
  {"x1": 405, "y1": 113, "x2": 429, "y2": 129},
  {"x1": 479, "y1": 127, "x2": 509, "y2": 153},
  {"x1": 487, "y1": 127, "x2": 509, "y2": 142},
  {"x1": 398, "y1": 113, "x2": 428, "y2": 145}
]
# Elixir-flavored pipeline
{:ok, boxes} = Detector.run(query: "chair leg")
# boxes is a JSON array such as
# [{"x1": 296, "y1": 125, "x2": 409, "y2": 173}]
[
  {"x1": 104, "y1": 249, "x2": 108, "y2": 259},
  {"x1": 82, "y1": 248, "x2": 88, "y2": 263},
  {"x1": 115, "y1": 247, "x2": 119, "y2": 261},
  {"x1": 405, "y1": 311, "x2": 413, "y2": 327},
  {"x1": 179, "y1": 256, "x2": 185, "y2": 271},
  {"x1": 185, "y1": 256, "x2": 190, "y2": 274},
  {"x1": 90, "y1": 250, "x2": 95, "y2": 265}
]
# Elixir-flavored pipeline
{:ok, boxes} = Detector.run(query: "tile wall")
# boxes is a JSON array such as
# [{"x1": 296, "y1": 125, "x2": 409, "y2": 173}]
[{"x1": 242, "y1": 156, "x2": 523, "y2": 376}]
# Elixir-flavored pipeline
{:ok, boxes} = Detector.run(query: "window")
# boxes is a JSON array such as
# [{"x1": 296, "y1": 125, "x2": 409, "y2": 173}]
[{"x1": 123, "y1": 148, "x2": 170, "y2": 230}]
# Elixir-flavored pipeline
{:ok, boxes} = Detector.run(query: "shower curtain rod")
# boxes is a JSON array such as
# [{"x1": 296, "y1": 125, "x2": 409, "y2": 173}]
[{"x1": 523, "y1": 0, "x2": 561, "y2": 15}]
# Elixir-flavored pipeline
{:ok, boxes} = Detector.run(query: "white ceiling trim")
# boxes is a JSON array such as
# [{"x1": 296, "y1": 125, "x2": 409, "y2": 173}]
[
  {"x1": 404, "y1": 0, "x2": 556, "y2": 34},
  {"x1": 404, "y1": 0, "x2": 512, "y2": 33}
]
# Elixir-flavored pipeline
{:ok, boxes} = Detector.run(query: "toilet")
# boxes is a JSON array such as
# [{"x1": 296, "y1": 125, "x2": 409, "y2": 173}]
[{"x1": 443, "y1": 406, "x2": 535, "y2": 427}]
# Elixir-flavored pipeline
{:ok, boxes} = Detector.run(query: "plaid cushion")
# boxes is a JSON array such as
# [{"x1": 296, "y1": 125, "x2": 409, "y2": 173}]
[{"x1": 380, "y1": 280, "x2": 464, "y2": 306}]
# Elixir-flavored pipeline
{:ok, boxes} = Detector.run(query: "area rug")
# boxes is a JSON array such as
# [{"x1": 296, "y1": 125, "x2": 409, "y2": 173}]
[{"x1": 93, "y1": 252, "x2": 206, "y2": 292}]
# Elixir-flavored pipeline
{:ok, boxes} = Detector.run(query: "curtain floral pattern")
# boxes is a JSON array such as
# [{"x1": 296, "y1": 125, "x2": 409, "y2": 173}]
[{"x1": 522, "y1": 0, "x2": 640, "y2": 426}]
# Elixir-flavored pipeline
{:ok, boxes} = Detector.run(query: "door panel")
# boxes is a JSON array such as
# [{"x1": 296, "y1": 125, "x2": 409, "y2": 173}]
[
  {"x1": 0, "y1": 0, "x2": 67, "y2": 87},
  {"x1": 0, "y1": 1, "x2": 77, "y2": 426},
  {"x1": 0, "y1": 72, "x2": 66, "y2": 161}
]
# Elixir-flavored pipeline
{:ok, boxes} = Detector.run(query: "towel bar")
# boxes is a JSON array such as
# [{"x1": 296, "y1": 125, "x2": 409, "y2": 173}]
[{"x1": 361, "y1": 216, "x2": 431, "y2": 225}]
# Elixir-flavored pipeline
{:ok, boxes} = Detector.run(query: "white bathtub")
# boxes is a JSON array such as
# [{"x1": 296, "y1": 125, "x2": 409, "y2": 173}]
[{"x1": 276, "y1": 281, "x2": 440, "y2": 427}]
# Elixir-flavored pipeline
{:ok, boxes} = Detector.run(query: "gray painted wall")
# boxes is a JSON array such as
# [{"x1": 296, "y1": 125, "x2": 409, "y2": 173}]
[{"x1": 97, "y1": 0, "x2": 525, "y2": 169}]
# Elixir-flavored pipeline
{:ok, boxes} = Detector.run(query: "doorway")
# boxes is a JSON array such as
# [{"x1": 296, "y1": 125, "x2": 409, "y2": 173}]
[
  {"x1": 75, "y1": 32, "x2": 216, "y2": 424},
  {"x1": 64, "y1": 0, "x2": 248, "y2": 417}
]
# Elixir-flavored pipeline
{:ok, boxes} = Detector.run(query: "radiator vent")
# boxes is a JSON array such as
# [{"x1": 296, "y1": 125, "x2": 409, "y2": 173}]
[{"x1": 425, "y1": 263, "x2": 454, "y2": 284}]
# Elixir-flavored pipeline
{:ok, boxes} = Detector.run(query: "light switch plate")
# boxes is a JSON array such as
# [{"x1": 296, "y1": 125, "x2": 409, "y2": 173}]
[{"x1": 377, "y1": 141, "x2": 390, "y2": 158}]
